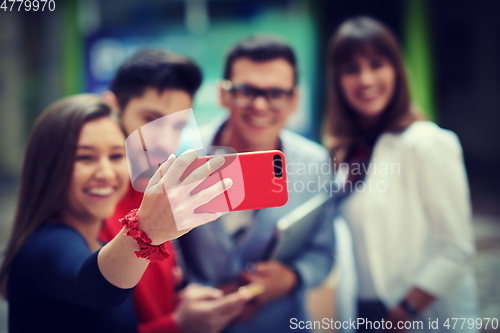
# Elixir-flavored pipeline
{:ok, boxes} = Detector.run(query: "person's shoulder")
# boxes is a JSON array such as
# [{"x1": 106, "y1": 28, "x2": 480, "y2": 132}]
[
  {"x1": 18, "y1": 224, "x2": 86, "y2": 260},
  {"x1": 398, "y1": 120, "x2": 462, "y2": 154},
  {"x1": 281, "y1": 129, "x2": 329, "y2": 161},
  {"x1": 400, "y1": 120, "x2": 459, "y2": 146}
]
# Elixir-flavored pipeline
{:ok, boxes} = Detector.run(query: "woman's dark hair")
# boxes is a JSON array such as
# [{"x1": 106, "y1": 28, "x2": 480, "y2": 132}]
[
  {"x1": 109, "y1": 49, "x2": 203, "y2": 110},
  {"x1": 223, "y1": 35, "x2": 298, "y2": 86},
  {"x1": 323, "y1": 16, "x2": 423, "y2": 165},
  {"x1": 0, "y1": 94, "x2": 114, "y2": 298}
]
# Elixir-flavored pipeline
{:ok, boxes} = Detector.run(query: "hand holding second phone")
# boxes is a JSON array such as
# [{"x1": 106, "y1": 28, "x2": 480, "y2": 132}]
[
  {"x1": 174, "y1": 284, "x2": 253, "y2": 333},
  {"x1": 136, "y1": 150, "x2": 232, "y2": 244},
  {"x1": 241, "y1": 260, "x2": 298, "y2": 304},
  {"x1": 227, "y1": 261, "x2": 297, "y2": 323}
]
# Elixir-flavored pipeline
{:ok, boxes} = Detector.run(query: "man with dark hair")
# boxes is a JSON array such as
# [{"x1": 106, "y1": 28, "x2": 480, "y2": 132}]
[
  {"x1": 106, "y1": 49, "x2": 200, "y2": 172},
  {"x1": 223, "y1": 35, "x2": 298, "y2": 85},
  {"x1": 100, "y1": 48, "x2": 251, "y2": 333},
  {"x1": 179, "y1": 35, "x2": 335, "y2": 332},
  {"x1": 104, "y1": 49, "x2": 202, "y2": 192},
  {"x1": 108, "y1": 49, "x2": 202, "y2": 111}
]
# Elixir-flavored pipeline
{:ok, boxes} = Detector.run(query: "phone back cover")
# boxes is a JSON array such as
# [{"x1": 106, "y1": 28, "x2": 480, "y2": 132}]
[{"x1": 181, "y1": 150, "x2": 288, "y2": 213}]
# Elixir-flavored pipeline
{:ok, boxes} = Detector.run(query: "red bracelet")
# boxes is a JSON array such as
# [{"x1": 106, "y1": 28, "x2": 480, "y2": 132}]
[{"x1": 118, "y1": 209, "x2": 171, "y2": 262}]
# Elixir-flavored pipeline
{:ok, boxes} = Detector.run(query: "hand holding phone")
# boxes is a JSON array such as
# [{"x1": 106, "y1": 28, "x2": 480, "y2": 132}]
[
  {"x1": 175, "y1": 284, "x2": 253, "y2": 333},
  {"x1": 238, "y1": 283, "x2": 266, "y2": 298}
]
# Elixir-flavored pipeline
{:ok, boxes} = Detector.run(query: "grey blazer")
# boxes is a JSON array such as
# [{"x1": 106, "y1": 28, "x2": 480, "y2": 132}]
[{"x1": 178, "y1": 118, "x2": 335, "y2": 333}]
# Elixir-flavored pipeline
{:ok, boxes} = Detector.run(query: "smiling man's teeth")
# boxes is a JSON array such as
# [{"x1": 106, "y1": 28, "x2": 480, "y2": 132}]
[
  {"x1": 248, "y1": 117, "x2": 269, "y2": 127},
  {"x1": 86, "y1": 187, "x2": 114, "y2": 196}
]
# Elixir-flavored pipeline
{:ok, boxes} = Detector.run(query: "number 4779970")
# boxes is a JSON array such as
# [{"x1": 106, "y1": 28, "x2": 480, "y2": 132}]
[{"x1": 1, "y1": 0, "x2": 56, "y2": 12}]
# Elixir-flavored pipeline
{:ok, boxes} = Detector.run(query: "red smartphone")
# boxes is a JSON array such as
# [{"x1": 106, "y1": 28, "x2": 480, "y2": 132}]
[{"x1": 180, "y1": 150, "x2": 288, "y2": 213}]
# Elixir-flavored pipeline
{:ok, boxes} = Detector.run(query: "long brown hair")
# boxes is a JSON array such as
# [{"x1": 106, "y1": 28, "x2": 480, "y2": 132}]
[
  {"x1": 0, "y1": 94, "x2": 113, "y2": 298},
  {"x1": 323, "y1": 16, "x2": 423, "y2": 165}
]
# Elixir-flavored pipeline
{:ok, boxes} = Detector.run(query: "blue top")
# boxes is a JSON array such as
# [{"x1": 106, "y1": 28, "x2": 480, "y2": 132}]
[{"x1": 8, "y1": 223, "x2": 138, "y2": 333}]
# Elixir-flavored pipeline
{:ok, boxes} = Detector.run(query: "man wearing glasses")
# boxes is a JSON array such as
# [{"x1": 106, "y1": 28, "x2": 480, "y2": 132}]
[{"x1": 179, "y1": 35, "x2": 335, "y2": 332}]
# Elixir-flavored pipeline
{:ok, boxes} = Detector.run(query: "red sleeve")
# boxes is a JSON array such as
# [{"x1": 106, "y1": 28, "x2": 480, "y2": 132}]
[
  {"x1": 100, "y1": 185, "x2": 142, "y2": 243},
  {"x1": 138, "y1": 314, "x2": 180, "y2": 333}
]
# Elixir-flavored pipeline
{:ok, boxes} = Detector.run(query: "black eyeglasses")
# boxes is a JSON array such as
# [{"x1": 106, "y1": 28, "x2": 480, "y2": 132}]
[{"x1": 221, "y1": 80, "x2": 295, "y2": 111}]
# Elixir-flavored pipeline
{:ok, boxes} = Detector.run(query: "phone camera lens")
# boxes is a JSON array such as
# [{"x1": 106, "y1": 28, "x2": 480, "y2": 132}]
[{"x1": 273, "y1": 154, "x2": 283, "y2": 178}]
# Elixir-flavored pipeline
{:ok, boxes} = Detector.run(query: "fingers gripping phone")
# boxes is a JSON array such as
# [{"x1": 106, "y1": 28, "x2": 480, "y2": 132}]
[{"x1": 180, "y1": 150, "x2": 288, "y2": 213}]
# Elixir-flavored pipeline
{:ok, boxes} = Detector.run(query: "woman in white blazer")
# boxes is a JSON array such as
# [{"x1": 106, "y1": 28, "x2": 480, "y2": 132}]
[{"x1": 323, "y1": 17, "x2": 478, "y2": 332}]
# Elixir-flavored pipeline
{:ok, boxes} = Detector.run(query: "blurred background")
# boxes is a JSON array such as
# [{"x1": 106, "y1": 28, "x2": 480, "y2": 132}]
[{"x1": 0, "y1": 0, "x2": 499, "y2": 332}]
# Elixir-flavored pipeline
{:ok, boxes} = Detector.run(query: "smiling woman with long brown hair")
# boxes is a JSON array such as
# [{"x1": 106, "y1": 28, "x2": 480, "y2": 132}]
[
  {"x1": 0, "y1": 94, "x2": 232, "y2": 333},
  {"x1": 324, "y1": 17, "x2": 478, "y2": 332}
]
